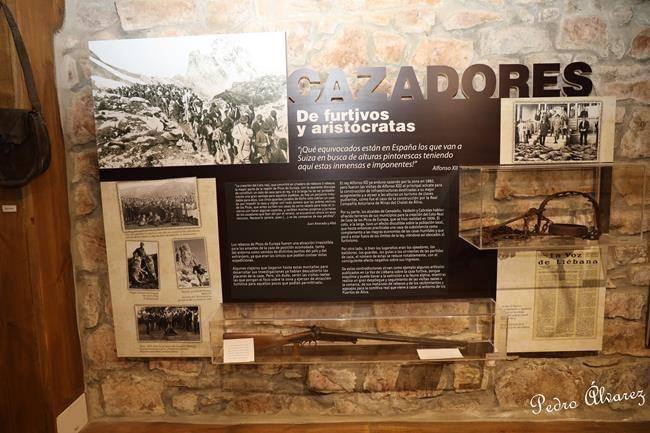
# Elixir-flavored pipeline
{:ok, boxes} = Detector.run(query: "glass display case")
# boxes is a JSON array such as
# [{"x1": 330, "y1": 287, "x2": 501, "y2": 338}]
[
  {"x1": 210, "y1": 299, "x2": 507, "y2": 364},
  {"x1": 459, "y1": 163, "x2": 646, "y2": 250}
]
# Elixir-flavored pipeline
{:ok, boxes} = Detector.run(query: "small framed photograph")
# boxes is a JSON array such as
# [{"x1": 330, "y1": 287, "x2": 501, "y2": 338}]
[
  {"x1": 135, "y1": 305, "x2": 201, "y2": 342},
  {"x1": 126, "y1": 240, "x2": 159, "y2": 290},
  {"x1": 500, "y1": 97, "x2": 615, "y2": 164},
  {"x1": 116, "y1": 177, "x2": 201, "y2": 231},
  {"x1": 173, "y1": 238, "x2": 211, "y2": 289}
]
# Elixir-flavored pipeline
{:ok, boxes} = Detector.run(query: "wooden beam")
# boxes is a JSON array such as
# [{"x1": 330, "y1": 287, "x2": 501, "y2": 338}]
[
  {"x1": 81, "y1": 421, "x2": 650, "y2": 433},
  {"x1": 0, "y1": 0, "x2": 83, "y2": 432}
]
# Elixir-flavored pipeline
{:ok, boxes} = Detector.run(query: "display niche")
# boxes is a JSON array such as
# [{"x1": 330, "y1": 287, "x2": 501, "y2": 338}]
[
  {"x1": 210, "y1": 300, "x2": 507, "y2": 364},
  {"x1": 458, "y1": 163, "x2": 646, "y2": 250}
]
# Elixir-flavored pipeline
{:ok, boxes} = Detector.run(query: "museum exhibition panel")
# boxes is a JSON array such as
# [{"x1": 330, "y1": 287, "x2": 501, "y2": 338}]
[{"x1": 1, "y1": 1, "x2": 649, "y2": 432}]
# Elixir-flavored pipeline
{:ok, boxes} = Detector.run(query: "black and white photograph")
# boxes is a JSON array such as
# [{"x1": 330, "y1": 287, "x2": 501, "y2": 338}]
[
  {"x1": 89, "y1": 32, "x2": 289, "y2": 169},
  {"x1": 117, "y1": 177, "x2": 201, "y2": 231},
  {"x1": 135, "y1": 306, "x2": 201, "y2": 342},
  {"x1": 511, "y1": 100, "x2": 602, "y2": 163},
  {"x1": 173, "y1": 238, "x2": 210, "y2": 289},
  {"x1": 126, "y1": 241, "x2": 159, "y2": 290}
]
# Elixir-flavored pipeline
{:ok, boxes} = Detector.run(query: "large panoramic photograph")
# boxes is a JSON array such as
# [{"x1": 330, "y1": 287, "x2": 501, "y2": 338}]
[{"x1": 89, "y1": 32, "x2": 289, "y2": 169}]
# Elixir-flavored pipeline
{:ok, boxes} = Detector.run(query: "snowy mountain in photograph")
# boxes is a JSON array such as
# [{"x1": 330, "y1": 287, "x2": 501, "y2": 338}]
[
  {"x1": 89, "y1": 32, "x2": 289, "y2": 169},
  {"x1": 184, "y1": 38, "x2": 260, "y2": 99}
]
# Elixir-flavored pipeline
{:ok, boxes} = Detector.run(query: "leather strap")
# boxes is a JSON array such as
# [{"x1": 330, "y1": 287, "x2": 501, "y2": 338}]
[{"x1": 0, "y1": 2, "x2": 41, "y2": 112}]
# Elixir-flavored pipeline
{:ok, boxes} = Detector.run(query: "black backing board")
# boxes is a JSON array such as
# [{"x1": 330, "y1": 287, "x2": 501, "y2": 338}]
[{"x1": 100, "y1": 98, "x2": 501, "y2": 302}]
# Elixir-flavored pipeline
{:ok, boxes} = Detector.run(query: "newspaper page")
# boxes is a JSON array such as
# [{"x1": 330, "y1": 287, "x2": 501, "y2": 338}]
[
  {"x1": 100, "y1": 178, "x2": 221, "y2": 357},
  {"x1": 496, "y1": 247, "x2": 605, "y2": 352}
]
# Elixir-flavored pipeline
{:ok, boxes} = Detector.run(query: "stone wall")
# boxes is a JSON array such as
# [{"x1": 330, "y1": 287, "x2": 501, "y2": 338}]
[{"x1": 54, "y1": 0, "x2": 650, "y2": 422}]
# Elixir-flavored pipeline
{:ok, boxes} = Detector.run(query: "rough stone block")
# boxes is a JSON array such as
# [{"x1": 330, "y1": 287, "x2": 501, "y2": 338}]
[
  {"x1": 115, "y1": 0, "x2": 198, "y2": 31},
  {"x1": 363, "y1": 364, "x2": 401, "y2": 392},
  {"x1": 149, "y1": 359, "x2": 203, "y2": 387},
  {"x1": 628, "y1": 264, "x2": 650, "y2": 286},
  {"x1": 60, "y1": 54, "x2": 79, "y2": 90},
  {"x1": 205, "y1": 0, "x2": 256, "y2": 31},
  {"x1": 75, "y1": 272, "x2": 103, "y2": 329},
  {"x1": 496, "y1": 359, "x2": 595, "y2": 409},
  {"x1": 611, "y1": 166, "x2": 648, "y2": 207},
  {"x1": 619, "y1": 107, "x2": 650, "y2": 158},
  {"x1": 85, "y1": 383, "x2": 104, "y2": 418},
  {"x1": 225, "y1": 393, "x2": 285, "y2": 415},
  {"x1": 605, "y1": 289, "x2": 647, "y2": 320},
  {"x1": 557, "y1": 16, "x2": 608, "y2": 57},
  {"x1": 453, "y1": 362, "x2": 484, "y2": 391},
  {"x1": 479, "y1": 26, "x2": 551, "y2": 56},
  {"x1": 602, "y1": 318, "x2": 650, "y2": 357},
  {"x1": 85, "y1": 324, "x2": 130, "y2": 370},
  {"x1": 612, "y1": 245, "x2": 648, "y2": 266},
  {"x1": 610, "y1": 3, "x2": 633, "y2": 26},
  {"x1": 307, "y1": 366, "x2": 357, "y2": 393},
  {"x1": 71, "y1": 181, "x2": 97, "y2": 217},
  {"x1": 222, "y1": 365, "x2": 306, "y2": 394},
  {"x1": 73, "y1": 215, "x2": 106, "y2": 273},
  {"x1": 310, "y1": 27, "x2": 369, "y2": 74},
  {"x1": 609, "y1": 208, "x2": 645, "y2": 235},
  {"x1": 443, "y1": 10, "x2": 503, "y2": 30},
  {"x1": 69, "y1": 149, "x2": 99, "y2": 183},
  {"x1": 74, "y1": 0, "x2": 120, "y2": 30},
  {"x1": 630, "y1": 28, "x2": 650, "y2": 60},
  {"x1": 596, "y1": 65, "x2": 650, "y2": 104},
  {"x1": 172, "y1": 392, "x2": 199, "y2": 413},
  {"x1": 412, "y1": 37, "x2": 474, "y2": 70},
  {"x1": 393, "y1": 8, "x2": 436, "y2": 33},
  {"x1": 373, "y1": 31, "x2": 407, "y2": 64},
  {"x1": 66, "y1": 89, "x2": 96, "y2": 146},
  {"x1": 102, "y1": 373, "x2": 165, "y2": 416}
]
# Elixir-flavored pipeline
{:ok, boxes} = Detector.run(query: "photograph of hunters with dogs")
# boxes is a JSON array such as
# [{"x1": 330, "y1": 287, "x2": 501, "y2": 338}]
[
  {"x1": 117, "y1": 177, "x2": 201, "y2": 231},
  {"x1": 89, "y1": 32, "x2": 288, "y2": 168},
  {"x1": 136, "y1": 306, "x2": 201, "y2": 342},
  {"x1": 512, "y1": 101, "x2": 602, "y2": 163}
]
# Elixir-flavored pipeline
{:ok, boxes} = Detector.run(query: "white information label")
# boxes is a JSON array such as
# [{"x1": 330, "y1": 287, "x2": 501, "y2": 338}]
[
  {"x1": 416, "y1": 348, "x2": 463, "y2": 360},
  {"x1": 2, "y1": 204, "x2": 17, "y2": 213},
  {"x1": 223, "y1": 338, "x2": 255, "y2": 364}
]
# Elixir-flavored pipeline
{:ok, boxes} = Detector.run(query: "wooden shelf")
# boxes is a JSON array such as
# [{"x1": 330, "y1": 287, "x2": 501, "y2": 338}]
[{"x1": 81, "y1": 421, "x2": 650, "y2": 433}]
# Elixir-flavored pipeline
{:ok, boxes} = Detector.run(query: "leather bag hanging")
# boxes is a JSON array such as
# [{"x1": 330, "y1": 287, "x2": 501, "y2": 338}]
[{"x1": 0, "y1": 1, "x2": 51, "y2": 188}]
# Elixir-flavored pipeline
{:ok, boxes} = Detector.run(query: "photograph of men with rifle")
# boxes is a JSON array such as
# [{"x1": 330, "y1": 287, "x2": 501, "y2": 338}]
[{"x1": 126, "y1": 241, "x2": 159, "y2": 290}]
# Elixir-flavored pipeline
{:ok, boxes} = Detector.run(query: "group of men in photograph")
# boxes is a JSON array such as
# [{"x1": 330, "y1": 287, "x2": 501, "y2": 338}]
[
  {"x1": 517, "y1": 109, "x2": 568, "y2": 147},
  {"x1": 515, "y1": 106, "x2": 597, "y2": 149},
  {"x1": 120, "y1": 191, "x2": 198, "y2": 228},
  {"x1": 137, "y1": 307, "x2": 200, "y2": 339},
  {"x1": 115, "y1": 83, "x2": 287, "y2": 165}
]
